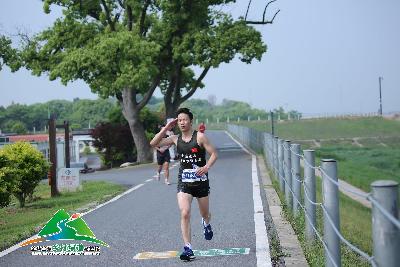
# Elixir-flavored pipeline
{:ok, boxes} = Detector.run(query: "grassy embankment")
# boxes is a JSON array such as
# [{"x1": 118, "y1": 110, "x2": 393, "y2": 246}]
[
  {"x1": 0, "y1": 181, "x2": 125, "y2": 251},
  {"x1": 239, "y1": 117, "x2": 399, "y2": 266}
]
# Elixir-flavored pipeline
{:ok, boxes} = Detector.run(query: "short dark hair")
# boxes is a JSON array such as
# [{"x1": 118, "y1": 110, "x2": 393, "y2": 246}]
[{"x1": 176, "y1": 108, "x2": 193, "y2": 121}]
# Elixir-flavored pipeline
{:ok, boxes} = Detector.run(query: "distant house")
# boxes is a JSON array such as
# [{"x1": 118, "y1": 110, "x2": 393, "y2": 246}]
[{"x1": 7, "y1": 134, "x2": 65, "y2": 143}]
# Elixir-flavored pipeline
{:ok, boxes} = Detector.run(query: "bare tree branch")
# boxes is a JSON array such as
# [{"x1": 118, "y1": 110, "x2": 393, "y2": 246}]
[
  {"x1": 126, "y1": 4, "x2": 133, "y2": 31},
  {"x1": 245, "y1": 0, "x2": 252, "y2": 21},
  {"x1": 117, "y1": 0, "x2": 124, "y2": 8},
  {"x1": 180, "y1": 66, "x2": 210, "y2": 103},
  {"x1": 137, "y1": 72, "x2": 162, "y2": 110},
  {"x1": 172, "y1": 64, "x2": 182, "y2": 104},
  {"x1": 245, "y1": 0, "x2": 280, "y2": 25},
  {"x1": 100, "y1": 0, "x2": 115, "y2": 31},
  {"x1": 139, "y1": 0, "x2": 151, "y2": 36}
]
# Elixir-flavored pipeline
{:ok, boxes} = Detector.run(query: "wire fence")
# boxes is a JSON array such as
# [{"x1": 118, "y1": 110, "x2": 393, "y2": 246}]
[{"x1": 227, "y1": 124, "x2": 400, "y2": 267}]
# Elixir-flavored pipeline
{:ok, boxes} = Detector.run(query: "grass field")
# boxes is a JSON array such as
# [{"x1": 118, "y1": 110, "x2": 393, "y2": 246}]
[
  {"x1": 316, "y1": 145, "x2": 400, "y2": 192},
  {"x1": 236, "y1": 117, "x2": 400, "y2": 140},
  {"x1": 226, "y1": 117, "x2": 399, "y2": 266},
  {"x1": 0, "y1": 181, "x2": 125, "y2": 251},
  {"x1": 232, "y1": 117, "x2": 400, "y2": 192}
]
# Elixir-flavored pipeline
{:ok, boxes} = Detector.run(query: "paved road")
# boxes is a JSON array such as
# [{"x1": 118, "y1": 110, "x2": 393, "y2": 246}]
[{"x1": 0, "y1": 131, "x2": 269, "y2": 267}]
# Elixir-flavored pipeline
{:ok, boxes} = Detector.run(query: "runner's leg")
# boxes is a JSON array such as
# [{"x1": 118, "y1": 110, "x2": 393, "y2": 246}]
[
  {"x1": 163, "y1": 162, "x2": 170, "y2": 184},
  {"x1": 197, "y1": 196, "x2": 210, "y2": 224},
  {"x1": 177, "y1": 192, "x2": 193, "y2": 245}
]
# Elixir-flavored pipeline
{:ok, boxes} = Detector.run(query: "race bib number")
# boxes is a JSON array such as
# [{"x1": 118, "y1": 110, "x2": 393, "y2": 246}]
[{"x1": 182, "y1": 168, "x2": 208, "y2": 183}]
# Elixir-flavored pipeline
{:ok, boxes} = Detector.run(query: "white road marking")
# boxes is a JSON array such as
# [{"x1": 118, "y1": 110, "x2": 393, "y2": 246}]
[{"x1": 225, "y1": 131, "x2": 272, "y2": 267}]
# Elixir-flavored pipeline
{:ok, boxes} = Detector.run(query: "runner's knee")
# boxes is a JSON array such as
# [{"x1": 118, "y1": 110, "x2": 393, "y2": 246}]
[{"x1": 180, "y1": 209, "x2": 190, "y2": 220}]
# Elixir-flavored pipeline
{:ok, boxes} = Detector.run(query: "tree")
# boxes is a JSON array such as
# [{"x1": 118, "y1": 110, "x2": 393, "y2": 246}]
[
  {"x1": 14, "y1": 1, "x2": 171, "y2": 162},
  {"x1": 8, "y1": 1, "x2": 278, "y2": 162},
  {"x1": 0, "y1": 154, "x2": 13, "y2": 208},
  {"x1": 207, "y1": 95, "x2": 217, "y2": 107},
  {"x1": 0, "y1": 142, "x2": 49, "y2": 208},
  {"x1": 160, "y1": 5, "x2": 269, "y2": 118},
  {"x1": 11, "y1": 121, "x2": 28, "y2": 134},
  {"x1": 0, "y1": 35, "x2": 20, "y2": 72}
]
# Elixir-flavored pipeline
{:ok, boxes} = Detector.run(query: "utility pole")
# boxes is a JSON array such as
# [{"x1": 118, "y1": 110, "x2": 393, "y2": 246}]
[
  {"x1": 270, "y1": 111, "x2": 275, "y2": 135},
  {"x1": 378, "y1": 76, "x2": 383, "y2": 116},
  {"x1": 48, "y1": 115, "x2": 59, "y2": 197}
]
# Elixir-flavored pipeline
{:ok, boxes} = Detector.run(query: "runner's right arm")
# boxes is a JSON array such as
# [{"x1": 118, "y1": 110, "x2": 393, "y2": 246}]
[{"x1": 150, "y1": 118, "x2": 178, "y2": 148}]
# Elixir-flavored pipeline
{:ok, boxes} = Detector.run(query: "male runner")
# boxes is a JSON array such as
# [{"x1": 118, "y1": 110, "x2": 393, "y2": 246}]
[
  {"x1": 198, "y1": 121, "x2": 206, "y2": 133},
  {"x1": 155, "y1": 142, "x2": 171, "y2": 184},
  {"x1": 150, "y1": 108, "x2": 218, "y2": 261}
]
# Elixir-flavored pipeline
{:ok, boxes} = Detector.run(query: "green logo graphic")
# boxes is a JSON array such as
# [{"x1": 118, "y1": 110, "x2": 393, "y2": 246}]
[{"x1": 21, "y1": 209, "x2": 108, "y2": 247}]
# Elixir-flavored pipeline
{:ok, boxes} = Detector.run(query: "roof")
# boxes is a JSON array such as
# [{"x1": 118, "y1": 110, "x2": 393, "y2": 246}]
[{"x1": 8, "y1": 134, "x2": 65, "y2": 143}]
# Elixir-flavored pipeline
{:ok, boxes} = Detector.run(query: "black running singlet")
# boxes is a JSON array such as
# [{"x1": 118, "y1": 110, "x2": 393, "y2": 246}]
[{"x1": 177, "y1": 131, "x2": 208, "y2": 183}]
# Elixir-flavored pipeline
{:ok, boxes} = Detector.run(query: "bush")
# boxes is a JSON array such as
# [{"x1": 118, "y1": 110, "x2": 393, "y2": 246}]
[
  {"x1": 91, "y1": 123, "x2": 136, "y2": 167},
  {"x1": 0, "y1": 142, "x2": 49, "y2": 207},
  {"x1": 0, "y1": 154, "x2": 13, "y2": 207}
]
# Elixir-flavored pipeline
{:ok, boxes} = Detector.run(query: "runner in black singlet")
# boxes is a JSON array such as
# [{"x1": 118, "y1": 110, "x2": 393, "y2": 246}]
[{"x1": 150, "y1": 108, "x2": 218, "y2": 261}]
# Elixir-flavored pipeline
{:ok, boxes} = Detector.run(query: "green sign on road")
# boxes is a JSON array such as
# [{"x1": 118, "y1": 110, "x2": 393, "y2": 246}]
[{"x1": 134, "y1": 247, "x2": 250, "y2": 260}]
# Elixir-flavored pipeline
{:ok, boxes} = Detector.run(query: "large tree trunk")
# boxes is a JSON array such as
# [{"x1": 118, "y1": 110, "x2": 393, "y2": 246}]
[
  {"x1": 120, "y1": 88, "x2": 153, "y2": 163},
  {"x1": 164, "y1": 97, "x2": 180, "y2": 119}
]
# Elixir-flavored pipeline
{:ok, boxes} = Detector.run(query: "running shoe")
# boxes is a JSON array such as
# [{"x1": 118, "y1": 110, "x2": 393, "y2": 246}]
[
  {"x1": 180, "y1": 246, "x2": 195, "y2": 261},
  {"x1": 202, "y1": 217, "x2": 213, "y2": 240}
]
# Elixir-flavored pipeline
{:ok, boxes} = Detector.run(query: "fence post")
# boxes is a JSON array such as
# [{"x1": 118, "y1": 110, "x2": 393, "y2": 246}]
[
  {"x1": 284, "y1": 140, "x2": 292, "y2": 210},
  {"x1": 321, "y1": 159, "x2": 341, "y2": 267},
  {"x1": 274, "y1": 137, "x2": 279, "y2": 178},
  {"x1": 371, "y1": 180, "x2": 400, "y2": 267},
  {"x1": 291, "y1": 144, "x2": 301, "y2": 216},
  {"x1": 278, "y1": 139, "x2": 285, "y2": 192},
  {"x1": 268, "y1": 134, "x2": 273, "y2": 168},
  {"x1": 304, "y1": 150, "x2": 316, "y2": 242}
]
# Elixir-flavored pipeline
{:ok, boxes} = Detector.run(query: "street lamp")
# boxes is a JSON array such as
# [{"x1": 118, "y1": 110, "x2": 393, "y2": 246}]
[{"x1": 378, "y1": 76, "x2": 383, "y2": 116}]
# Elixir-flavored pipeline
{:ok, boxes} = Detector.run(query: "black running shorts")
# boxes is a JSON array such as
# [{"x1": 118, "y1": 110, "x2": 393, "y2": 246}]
[
  {"x1": 177, "y1": 180, "x2": 210, "y2": 198},
  {"x1": 157, "y1": 151, "x2": 170, "y2": 165}
]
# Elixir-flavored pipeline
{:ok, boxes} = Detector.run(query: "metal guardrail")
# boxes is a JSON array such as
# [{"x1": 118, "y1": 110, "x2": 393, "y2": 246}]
[{"x1": 227, "y1": 124, "x2": 400, "y2": 267}]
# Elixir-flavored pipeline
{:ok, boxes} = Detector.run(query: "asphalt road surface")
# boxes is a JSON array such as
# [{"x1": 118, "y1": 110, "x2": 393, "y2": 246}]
[{"x1": 0, "y1": 131, "x2": 270, "y2": 267}]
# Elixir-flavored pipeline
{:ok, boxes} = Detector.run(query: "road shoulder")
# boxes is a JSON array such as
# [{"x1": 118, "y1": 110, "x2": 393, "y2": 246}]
[{"x1": 257, "y1": 155, "x2": 308, "y2": 267}]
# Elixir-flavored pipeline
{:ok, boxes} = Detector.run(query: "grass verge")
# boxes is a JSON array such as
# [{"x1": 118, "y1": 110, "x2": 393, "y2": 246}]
[{"x1": 0, "y1": 181, "x2": 125, "y2": 251}]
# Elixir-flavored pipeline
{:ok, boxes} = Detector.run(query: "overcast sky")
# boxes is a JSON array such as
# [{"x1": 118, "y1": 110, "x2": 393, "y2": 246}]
[{"x1": 1, "y1": 0, "x2": 399, "y2": 115}]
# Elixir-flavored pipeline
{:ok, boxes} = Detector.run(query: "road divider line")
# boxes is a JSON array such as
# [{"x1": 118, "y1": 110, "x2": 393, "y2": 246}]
[
  {"x1": 224, "y1": 131, "x2": 251, "y2": 154},
  {"x1": 225, "y1": 131, "x2": 272, "y2": 267},
  {"x1": 252, "y1": 155, "x2": 272, "y2": 267}
]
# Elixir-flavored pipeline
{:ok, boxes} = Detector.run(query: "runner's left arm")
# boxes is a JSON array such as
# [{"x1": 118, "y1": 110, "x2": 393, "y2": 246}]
[{"x1": 196, "y1": 134, "x2": 218, "y2": 176}]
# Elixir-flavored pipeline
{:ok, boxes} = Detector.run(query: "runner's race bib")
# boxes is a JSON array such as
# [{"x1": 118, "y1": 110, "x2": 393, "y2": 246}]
[{"x1": 182, "y1": 165, "x2": 208, "y2": 183}]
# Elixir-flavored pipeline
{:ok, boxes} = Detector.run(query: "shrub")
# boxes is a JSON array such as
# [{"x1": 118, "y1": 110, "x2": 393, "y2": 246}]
[
  {"x1": 0, "y1": 142, "x2": 49, "y2": 207},
  {"x1": 91, "y1": 123, "x2": 136, "y2": 167},
  {"x1": 0, "y1": 154, "x2": 13, "y2": 207}
]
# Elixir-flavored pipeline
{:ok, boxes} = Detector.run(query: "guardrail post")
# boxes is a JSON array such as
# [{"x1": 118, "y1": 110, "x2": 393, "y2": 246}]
[
  {"x1": 271, "y1": 135, "x2": 275, "y2": 172},
  {"x1": 321, "y1": 159, "x2": 341, "y2": 267},
  {"x1": 274, "y1": 137, "x2": 279, "y2": 178},
  {"x1": 304, "y1": 150, "x2": 316, "y2": 242},
  {"x1": 278, "y1": 139, "x2": 285, "y2": 192},
  {"x1": 266, "y1": 134, "x2": 270, "y2": 166},
  {"x1": 291, "y1": 144, "x2": 301, "y2": 216},
  {"x1": 371, "y1": 180, "x2": 400, "y2": 267},
  {"x1": 284, "y1": 140, "x2": 292, "y2": 210}
]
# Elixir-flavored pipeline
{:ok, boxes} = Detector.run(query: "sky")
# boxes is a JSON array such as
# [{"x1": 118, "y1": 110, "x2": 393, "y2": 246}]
[{"x1": 0, "y1": 0, "x2": 399, "y2": 116}]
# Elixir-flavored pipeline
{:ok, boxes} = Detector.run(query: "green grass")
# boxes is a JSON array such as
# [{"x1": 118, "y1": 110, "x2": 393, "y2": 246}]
[
  {"x1": 316, "y1": 145, "x2": 400, "y2": 192},
  {"x1": 238, "y1": 117, "x2": 400, "y2": 140},
  {"x1": 267, "y1": 161, "x2": 372, "y2": 266},
  {"x1": 0, "y1": 181, "x2": 125, "y2": 251}
]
